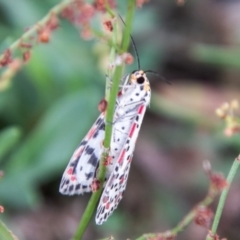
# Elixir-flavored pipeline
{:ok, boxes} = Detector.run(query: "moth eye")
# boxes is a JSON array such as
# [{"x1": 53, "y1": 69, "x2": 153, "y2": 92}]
[{"x1": 136, "y1": 76, "x2": 145, "y2": 84}]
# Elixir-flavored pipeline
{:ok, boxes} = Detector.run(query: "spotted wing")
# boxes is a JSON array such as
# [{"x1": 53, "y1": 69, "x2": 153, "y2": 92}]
[
  {"x1": 95, "y1": 104, "x2": 147, "y2": 224},
  {"x1": 59, "y1": 114, "x2": 105, "y2": 195}
]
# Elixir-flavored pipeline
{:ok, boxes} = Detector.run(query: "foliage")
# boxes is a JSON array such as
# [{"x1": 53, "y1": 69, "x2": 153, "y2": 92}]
[{"x1": 0, "y1": 0, "x2": 240, "y2": 240}]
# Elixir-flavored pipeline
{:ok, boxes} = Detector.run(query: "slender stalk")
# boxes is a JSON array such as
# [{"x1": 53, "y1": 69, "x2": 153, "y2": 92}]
[
  {"x1": 72, "y1": 1, "x2": 136, "y2": 239},
  {"x1": 0, "y1": 0, "x2": 75, "y2": 62},
  {"x1": 135, "y1": 180, "x2": 221, "y2": 240},
  {"x1": 206, "y1": 155, "x2": 240, "y2": 240}
]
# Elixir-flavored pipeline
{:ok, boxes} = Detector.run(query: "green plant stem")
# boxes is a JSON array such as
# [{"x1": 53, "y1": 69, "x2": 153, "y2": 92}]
[
  {"x1": 0, "y1": 0, "x2": 75, "y2": 62},
  {"x1": 136, "y1": 182, "x2": 220, "y2": 240},
  {"x1": 206, "y1": 154, "x2": 240, "y2": 240},
  {"x1": 0, "y1": 220, "x2": 17, "y2": 240},
  {"x1": 72, "y1": 1, "x2": 135, "y2": 239},
  {"x1": 121, "y1": 0, "x2": 135, "y2": 51}
]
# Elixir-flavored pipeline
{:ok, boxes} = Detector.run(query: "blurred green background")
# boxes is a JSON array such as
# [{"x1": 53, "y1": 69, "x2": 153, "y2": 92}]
[{"x1": 1, "y1": 0, "x2": 240, "y2": 239}]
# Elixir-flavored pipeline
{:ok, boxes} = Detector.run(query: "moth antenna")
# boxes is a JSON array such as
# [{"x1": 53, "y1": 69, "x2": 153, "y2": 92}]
[
  {"x1": 118, "y1": 14, "x2": 141, "y2": 70},
  {"x1": 144, "y1": 70, "x2": 171, "y2": 85}
]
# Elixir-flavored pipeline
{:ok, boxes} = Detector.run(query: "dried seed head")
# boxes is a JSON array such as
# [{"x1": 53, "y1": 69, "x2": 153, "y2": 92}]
[
  {"x1": 216, "y1": 100, "x2": 240, "y2": 137},
  {"x1": 47, "y1": 14, "x2": 59, "y2": 30},
  {"x1": 0, "y1": 49, "x2": 12, "y2": 67},
  {"x1": 103, "y1": 20, "x2": 114, "y2": 32},
  {"x1": 210, "y1": 172, "x2": 228, "y2": 192},
  {"x1": 194, "y1": 206, "x2": 213, "y2": 228},
  {"x1": 207, "y1": 231, "x2": 220, "y2": 240},
  {"x1": 98, "y1": 98, "x2": 108, "y2": 113},
  {"x1": 38, "y1": 28, "x2": 51, "y2": 43},
  {"x1": 19, "y1": 42, "x2": 32, "y2": 49},
  {"x1": 78, "y1": 4, "x2": 95, "y2": 24},
  {"x1": 103, "y1": 156, "x2": 112, "y2": 166},
  {"x1": 23, "y1": 51, "x2": 31, "y2": 63},
  {"x1": 122, "y1": 53, "x2": 134, "y2": 65},
  {"x1": 61, "y1": 6, "x2": 75, "y2": 22},
  {"x1": 93, "y1": 0, "x2": 116, "y2": 12},
  {"x1": 91, "y1": 178, "x2": 101, "y2": 192}
]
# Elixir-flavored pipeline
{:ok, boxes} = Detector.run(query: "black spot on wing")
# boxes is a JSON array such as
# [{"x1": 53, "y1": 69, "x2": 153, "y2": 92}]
[
  {"x1": 140, "y1": 85, "x2": 144, "y2": 91},
  {"x1": 69, "y1": 185, "x2": 74, "y2": 192},
  {"x1": 93, "y1": 131, "x2": 99, "y2": 138},
  {"x1": 75, "y1": 184, "x2": 81, "y2": 190},
  {"x1": 85, "y1": 146, "x2": 94, "y2": 155},
  {"x1": 88, "y1": 153, "x2": 98, "y2": 167},
  {"x1": 93, "y1": 122, "x2": 105, "y2": 138},
  {"x1": 70, "y1": 159, "x2": 78, "y2": 170},
  {"x1": 85, "y1": 171, "x2": 94, "y2": 180},
  {"x1": 99, "y1": 122, "x2": 105, "y2": 130},
  {"x1": 101, "y1": 206, "x2": 105, "y2": 215},
  {"x1": 60, "y1": 179, "x2": 66, "y2": 188},
  {"x1": 96, "y1": 117, "x2": 103, "y2": 125},
  {"x1": 80, "y1": 140, "x2": 87, "y2": 146}
]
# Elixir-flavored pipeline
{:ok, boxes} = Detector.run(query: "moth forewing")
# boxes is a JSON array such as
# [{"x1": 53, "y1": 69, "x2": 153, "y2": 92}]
[
  {"x1": 95, "y1": 71, "x2": 151, "y2": 224},
  {"x1": 59, "y1": 69, "x2": 151, "y2": 224},
  {"x1": 59, "y1": 113, "x2": 105, "y2": 195}
]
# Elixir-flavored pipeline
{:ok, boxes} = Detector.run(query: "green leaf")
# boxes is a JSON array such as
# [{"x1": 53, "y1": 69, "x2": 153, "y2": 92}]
[{"x1": 0, "y1": 127, "x2": 22, "y2": 162}]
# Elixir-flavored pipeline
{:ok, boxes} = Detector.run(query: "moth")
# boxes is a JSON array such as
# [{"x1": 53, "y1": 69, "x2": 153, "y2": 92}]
[{"x1": 59, "y1": 69, "x2": 151, "y2": 224}]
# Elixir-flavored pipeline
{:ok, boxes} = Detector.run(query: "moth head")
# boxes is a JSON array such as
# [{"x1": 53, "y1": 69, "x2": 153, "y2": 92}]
[{"x1": 130, "y1": 70, "x2": 148, "y2": 85}]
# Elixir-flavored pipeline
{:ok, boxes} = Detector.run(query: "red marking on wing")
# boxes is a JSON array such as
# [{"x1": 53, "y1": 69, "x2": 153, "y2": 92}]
[
  {"x1": 129, "y1": 123, "x2": 137, "y2": 138},
  {"x1": 119, "y1": 175, "x2": 125, "y2": 184},
  {"x1": 106, "y1": 202, "x2": 110, "y2": 209},
  {"x1": 87, "y1": 127, "x2": 96, "y2": 139},
  {"x1": 73, "y1": 147, "x2": 84, "y2": 159},
  {"x1": 118, "y1": 149, "x2": 126, "y2": 165},
  {"x1": 70, "y1": 175, "x2": 77, "y2": 181},
  {"x1": 67, "y1": 168, "x2": 73, "y2": 175},
  {"x1": 138, "y1": 105, "x2": 145, "y2": 114},
  {"x1": 103, "y1": 196, "x2": 109, "y2": 203},
  {"x1": 115, "y1": 193, "x2": 122, "y2": 203},
  {"x1": 107, "y1": 174, "x2": 115, "y2": 187}
]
